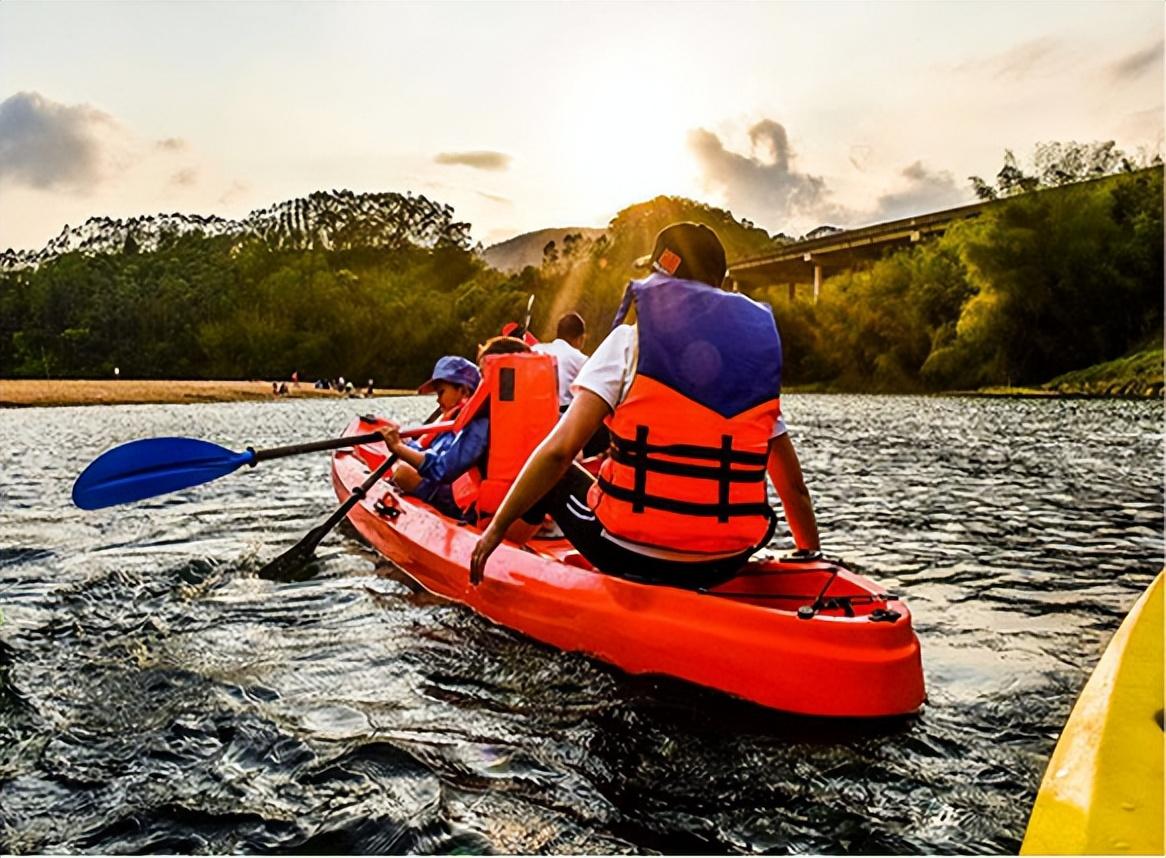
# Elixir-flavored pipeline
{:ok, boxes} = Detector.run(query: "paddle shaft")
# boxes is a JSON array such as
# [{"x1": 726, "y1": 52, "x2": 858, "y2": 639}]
[
  {"x1": 297, "y1": 455, "x2": 396, "y2": 554},
  {"x1": 250, "y1": 421, "x2": 455, "y2": 464},
  {"x1": 312, "y1": 406, "x2": 449, "y2": 533},
  {"x1": 258, "y1": 405, "x2": 447, "y2": 579},
  {"x1": 251, "y1": 432, "x2": 383, "y2": 463},
  {"x1": 517, "y1": 293, "x2": 534, "y2": 337}
]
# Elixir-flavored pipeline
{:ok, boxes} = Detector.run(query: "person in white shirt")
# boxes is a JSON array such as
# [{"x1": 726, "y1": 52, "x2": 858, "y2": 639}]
[
  {"x1": 532, "y1": 312, "x2": 589, "y2": 410},
  {"x1": 470, "y1": 222, "x2": 821, "y2": 588}
]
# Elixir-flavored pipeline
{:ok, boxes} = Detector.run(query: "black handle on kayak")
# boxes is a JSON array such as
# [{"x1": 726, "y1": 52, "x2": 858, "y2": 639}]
[{"x1": 258, "y1": 405, "x2": 445, "y2": 581}]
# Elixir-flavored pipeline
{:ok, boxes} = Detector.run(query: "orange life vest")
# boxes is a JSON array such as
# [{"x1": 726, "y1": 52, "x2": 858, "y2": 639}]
[
  {"x1": 589, "y1": 274, "x2": 783, "y2": 555},
  {"x1": 450, "y1": 352, "x2": 559, "y2": 517}
]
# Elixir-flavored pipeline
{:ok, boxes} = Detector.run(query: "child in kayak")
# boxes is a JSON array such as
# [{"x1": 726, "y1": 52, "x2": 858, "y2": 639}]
[
  {"x1": 470, "y1": 222, "x2": 821, "y2": 588},
  {"x1": 379, "y1": 354, "x2": 480, "y2": 517},
  {"x1": 377, "y1": 337, "x2": 532, "y2": 518}
]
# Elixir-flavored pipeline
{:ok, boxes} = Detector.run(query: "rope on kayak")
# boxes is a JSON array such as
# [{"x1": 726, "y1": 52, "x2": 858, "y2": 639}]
[{"x1": 700, "y1": 591, "x2": 895, "y2": 605}]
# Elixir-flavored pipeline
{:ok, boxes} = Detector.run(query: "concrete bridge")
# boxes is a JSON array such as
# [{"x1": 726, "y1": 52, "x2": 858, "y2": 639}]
[
  {"x1": 726, "y1": 199, "x2": 985, "y2": 300},
  {"x1": 726, "y1": 166, "x2": 1162, "y2": 300}
]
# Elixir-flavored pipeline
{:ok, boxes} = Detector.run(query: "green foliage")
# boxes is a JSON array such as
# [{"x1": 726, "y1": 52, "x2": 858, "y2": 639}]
[
  {"x1": 969, "y1": 141, "x2": 1161, "y2": 200},
  {"x1": 923, "y1": 168, "x2": 1162, "y2": 387},
  {"x1": 0, "y1": 234, "x2": 531, "y2": 387},
  {"x1": 0, "y1": 171, "x2": 1159, "y2": 394},
  {"x1": 737, "y1": 168, "x2": 1161, "y2": 392}
]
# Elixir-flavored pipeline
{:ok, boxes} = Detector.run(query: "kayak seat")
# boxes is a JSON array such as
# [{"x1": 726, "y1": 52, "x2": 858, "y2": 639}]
[{"x1": 452, "y1": 353, "x2": 559, "y2": 518}]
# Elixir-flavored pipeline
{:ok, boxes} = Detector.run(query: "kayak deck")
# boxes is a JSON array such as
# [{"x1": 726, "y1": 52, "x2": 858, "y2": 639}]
[
  {"x1": 333, "y1": 417, "x2": 926, "y2": 718},
  {"x1": 1022, "y1": 571, "x2": 1164, "y2": 855}
]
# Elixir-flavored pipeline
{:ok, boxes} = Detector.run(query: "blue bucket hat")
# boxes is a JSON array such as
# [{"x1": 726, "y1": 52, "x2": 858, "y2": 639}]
[{"x1": 418, "y1": 355, "x2": 481, "y2": 394}]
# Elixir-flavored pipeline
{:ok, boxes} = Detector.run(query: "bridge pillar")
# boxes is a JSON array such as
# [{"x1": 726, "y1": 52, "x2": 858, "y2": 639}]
[
  {"x1": 788, "y1": 282, "x2": 796, "y2": 301},
  {"x1": 813, "y1": 263, "x2": 822, "y2": 303}
]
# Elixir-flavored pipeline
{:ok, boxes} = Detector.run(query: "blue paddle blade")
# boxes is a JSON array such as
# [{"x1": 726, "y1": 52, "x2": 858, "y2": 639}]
[{"x1": 72, "y1": 437, "x2": 256, "y2": 510}]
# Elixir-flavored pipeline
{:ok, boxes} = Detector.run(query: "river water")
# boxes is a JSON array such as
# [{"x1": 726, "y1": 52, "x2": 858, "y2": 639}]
[{"x1": 0, "y1": 394, "x2": 1160, "y2": 854}]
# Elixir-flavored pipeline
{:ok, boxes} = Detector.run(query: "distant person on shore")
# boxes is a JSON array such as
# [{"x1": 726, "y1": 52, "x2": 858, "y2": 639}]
[
  {"x1": 291, "y1": 370, "x2": 299, "y2": 388},
  {"x1": 366, "y1": 378, "x2": 375, "y2": 397},
  {"x1": 272, "y1": 382, "x2": 280, "y2": 397},
  {"x1": 113, "y1": 367, "x2": 120, "y2": 380},
  {"x1": 278, "y1": 381, "x2": 289, "y2": 396}
]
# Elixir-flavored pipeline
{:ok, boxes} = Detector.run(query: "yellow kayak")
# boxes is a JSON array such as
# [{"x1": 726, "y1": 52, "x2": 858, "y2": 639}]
[{"x1": 1022, "y1": 571, "x2": 1164, "y2": 855}]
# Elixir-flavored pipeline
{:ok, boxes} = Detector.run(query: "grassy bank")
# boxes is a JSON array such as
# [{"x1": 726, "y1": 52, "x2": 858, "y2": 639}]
[
  {"x1": 1042, "y1": 348, "x2": 1164, "y2": 398},
  {"x1": 0, "y1": 380, "x2": 412, "y2": 408}
]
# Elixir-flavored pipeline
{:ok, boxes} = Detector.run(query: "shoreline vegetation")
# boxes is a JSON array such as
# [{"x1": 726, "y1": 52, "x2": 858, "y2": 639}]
[
  {"x1": 0, "y1": 379, "x2": 412, "y2": 408},
  {"x1": 3, "y1": 355, "x2": 1161, "y2": 409},
  {"x1": 1, "y1": 150, "x2": 1160, "y2": 400}
]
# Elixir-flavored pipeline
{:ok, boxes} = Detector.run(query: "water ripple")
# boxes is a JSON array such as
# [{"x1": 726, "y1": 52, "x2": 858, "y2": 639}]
[{"x1": 0, "y1": 394, "x2": 1160, "y2": 854}]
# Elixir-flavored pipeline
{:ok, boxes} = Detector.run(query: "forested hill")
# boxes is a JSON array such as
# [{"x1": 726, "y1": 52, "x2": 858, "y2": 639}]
[
  {"x1": 0, "y1": 191, "x2": 780, "y2": 387},
  {"x1": 482, "y1": 227, "x2": 605, "y2": 273},
  {"x1": 0, "y1": 190, "x2": 470, "y2": 271},
  {"x1": 0, "y1": 157, "x2": 1161, "y2": 394}
]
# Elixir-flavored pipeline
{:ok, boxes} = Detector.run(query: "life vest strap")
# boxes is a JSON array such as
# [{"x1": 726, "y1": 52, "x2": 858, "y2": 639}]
[
  {"x1": 609, "y1": 430, "x2": 769, "y2": 467},
  {"x1": 608, "y1": 445, "x2": 768, "y2": 483},
  {"x1": 596, "y1": 474, "x2": 773, "y2": 518}
]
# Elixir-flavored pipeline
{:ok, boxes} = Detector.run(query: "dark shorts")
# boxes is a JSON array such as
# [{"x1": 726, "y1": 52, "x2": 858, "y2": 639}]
[{"x1": 525, "y1": 463, "x2": 758, "y2": 590}]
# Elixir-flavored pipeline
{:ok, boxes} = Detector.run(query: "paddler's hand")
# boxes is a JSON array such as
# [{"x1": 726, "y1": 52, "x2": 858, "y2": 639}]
[
  {"x1": 470, "y1": 521, "x2": 505, "y2": 586},
  {"x1": 376, "y1": 421, "x2": 404, "y2": 454}
]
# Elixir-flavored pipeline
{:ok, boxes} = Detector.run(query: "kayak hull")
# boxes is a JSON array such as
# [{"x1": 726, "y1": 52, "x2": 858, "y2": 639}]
[
  {"x1": 1022, "y1": 571, "x2": 1164, "y2": 855},
  {"x1": 333, "y1": 417, "x2": 926, "y2": 718}
]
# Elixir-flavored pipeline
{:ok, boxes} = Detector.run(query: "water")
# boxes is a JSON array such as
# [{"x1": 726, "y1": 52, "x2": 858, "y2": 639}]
[{"x1": 1, "y1": 394, "x2": 1160, "y2": 854}]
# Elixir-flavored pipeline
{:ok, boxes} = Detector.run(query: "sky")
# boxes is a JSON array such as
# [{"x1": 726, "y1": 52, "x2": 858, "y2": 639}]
[{"x1": 0, "y1": 1, "x2": 1162, "y2": 251}]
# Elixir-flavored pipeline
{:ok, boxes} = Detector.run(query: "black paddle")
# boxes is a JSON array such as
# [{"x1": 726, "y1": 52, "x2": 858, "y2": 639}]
[
  {"x1": 513, "y1": 293, "x2": 535, "y2": 339},
  {"x1": 259, "y1": 405, "x2": 445, "y2": 581}
]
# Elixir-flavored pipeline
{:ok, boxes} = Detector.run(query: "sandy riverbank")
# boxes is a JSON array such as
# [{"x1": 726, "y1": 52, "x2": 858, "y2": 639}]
[{"x1": 0, "y1": 380, "x2": 413, "y2": 408}]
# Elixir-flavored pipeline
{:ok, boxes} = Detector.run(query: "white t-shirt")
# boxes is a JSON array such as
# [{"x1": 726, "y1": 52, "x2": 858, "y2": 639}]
[
  {"x1": 571, "y1": 324, "x2": 788, "y2": 437},
  {"x1": 533, "y1": 338, "x2": 589, "y2": 407}
]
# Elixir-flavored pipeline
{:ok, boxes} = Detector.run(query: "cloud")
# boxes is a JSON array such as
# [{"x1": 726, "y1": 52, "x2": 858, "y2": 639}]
[
  {"x1": 475, "y1": 190, "x2": 511, "y2": 205},
  {"x1": 155, "y1": 137, "x2": 188, "y2": 151},
  {"x1": 1109, "y1": 39, "x2": 1164, "y2": 81},
  {"x1": 688, "y1": 119, "x2": 848, "y2": 229},
  {"x1": 218, "y1": 180, "x2": 250, "y2": 205},
  {"x1": 848, "y1": 144, "x2": 873, "y2": 172},
  {"x1": 434, "y1": 150, "x2": 511, "y2": 171},
  {"x1": 955, "y1": 36, "x2": 1062, "y2": 81},
  {"x1": 868, "y1": 161, "x2": 971, "y2": 223},
  {"x1": 0, "y1": 91, "x2": 122, "y2": 191},
  {"x1": 169, "y1": 166, "x2": 199, "y2": 187}
]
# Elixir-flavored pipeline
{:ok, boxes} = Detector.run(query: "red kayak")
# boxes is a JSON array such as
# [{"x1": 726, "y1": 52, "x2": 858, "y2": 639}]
[{"x1": 333, "y1": 416, "x2": 925, "y2": 718}]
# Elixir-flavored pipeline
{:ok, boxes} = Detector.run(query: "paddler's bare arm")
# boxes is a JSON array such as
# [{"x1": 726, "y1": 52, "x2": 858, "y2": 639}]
[
  {"x1": 470, "y1": 390, "x2": 611, "y2": 583},
  {"x1": 767, "y1": 433, "x2": 820, "y2": 552}
]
